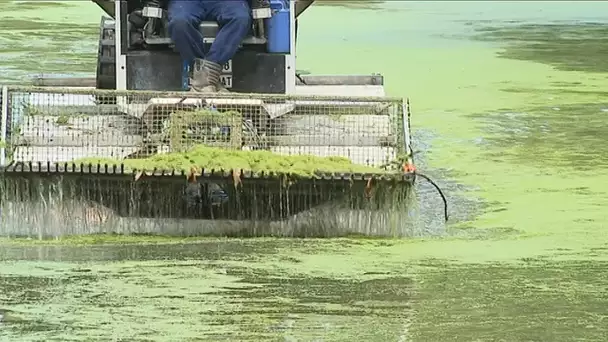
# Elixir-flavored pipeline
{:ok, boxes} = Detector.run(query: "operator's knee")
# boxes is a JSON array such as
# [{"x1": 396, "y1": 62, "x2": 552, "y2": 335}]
[
  {"x1": 167, "y1": 0, "x2": 200, "y2": 34},
  {"x1": 217, "y1": 1, "x2": 252, "y2": 35},
  {"x1": 168, "y1": 14, "x2": 202, "y2": 61},
  {"x1": 168, "y1": 16, "x2": 193, "y2": 35},
  {"x1": 230, "y1": 12, "x2": 252, "y2": 33}
]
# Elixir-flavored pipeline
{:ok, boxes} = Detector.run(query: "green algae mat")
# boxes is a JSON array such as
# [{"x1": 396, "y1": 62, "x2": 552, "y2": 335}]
[
  {"x1": 2, "y1": 238, "x2": 608, "y2": 341},
  {"x1": 3, "y1": 1, "x2": 608, "y2": 341},
  {"x1": 411, "y1": 259, "x2": 608, "y2": 341},
  {"x1": 70, "y1": 145, "x2": 389, "y2": 178}
]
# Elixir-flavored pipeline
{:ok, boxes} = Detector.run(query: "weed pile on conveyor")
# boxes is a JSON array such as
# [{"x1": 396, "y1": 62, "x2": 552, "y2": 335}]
[{"x1": 71, "y1": 145, "x2": 388, "y2": 178}]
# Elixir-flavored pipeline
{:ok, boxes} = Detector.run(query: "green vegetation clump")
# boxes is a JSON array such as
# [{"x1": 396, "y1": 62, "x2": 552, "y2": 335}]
[
  {"x1": 71, "y1": 145, "x2": 387, "y2": 177},
  {"x1": 167, "y1": 109, "x2": 242, "y2": 151},
  {"x1": 55, "y1": 115, "x2": 70, "y2": 125}
]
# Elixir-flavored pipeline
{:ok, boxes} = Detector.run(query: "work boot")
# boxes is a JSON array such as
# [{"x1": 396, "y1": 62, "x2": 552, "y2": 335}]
[
  {"x1": 190, "y1": 58, "x2": 212, "y2": 92},
  {"x1": 216, "y1": 83, "x2": 231, "y2": 93},
  {"x1": 213, "y1": 61, "x2": 231, "y2": 93},
  {"x1": 190, "y1": 59, "x2": 228, "y2": 93}
]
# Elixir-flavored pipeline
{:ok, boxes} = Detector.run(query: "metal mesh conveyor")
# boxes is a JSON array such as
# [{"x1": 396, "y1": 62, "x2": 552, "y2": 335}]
[{"x1": 0, "y1": 86, "x2": 416, "y2": 238}]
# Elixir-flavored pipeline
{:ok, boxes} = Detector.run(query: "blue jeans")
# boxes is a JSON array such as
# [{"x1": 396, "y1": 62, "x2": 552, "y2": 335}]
[{"x1": 168, "y1": 0, "x2": 252, "y2": 65}]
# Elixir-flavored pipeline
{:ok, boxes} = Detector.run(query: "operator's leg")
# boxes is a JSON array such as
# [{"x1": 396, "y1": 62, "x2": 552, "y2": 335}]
[
  {"x1": 205, "y1": 0, "x2": 252, "y2": 92},
  {"x1": 207, "y1": 0, "x2": 252, "y2": 65},
  {"x1": 167, "y1": 0, "x2": 207, "y2": 64},
  {"x1": 168, "y1": 0, "x2": 218, "y2": 92}
]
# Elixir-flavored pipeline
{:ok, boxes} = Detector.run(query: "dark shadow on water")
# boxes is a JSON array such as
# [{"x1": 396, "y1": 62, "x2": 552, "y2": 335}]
[
  {"x1": 315, "y1": 0, "x2": 385, "y2": 10},
  {"x1": 474, "y1": 22, "x2": 608, "y2": 73},
  {"x1": 3, "y1": 1, "x2": 70, "y2": 11},
  {"x1": 469, "y1": 102, "x2": 608, "y2": 169},
  {"x1": 200, "y1": 268, "x2": 415, "y2": 339},
  {"x1": 412, "y1": 260, "x2": 608, "y2": 341},
  {"x1": 0, "y1": 238, "x2": 368, "y2": 262},
  {"x1": 0, "y1": 241, "x2": 415, "y2": 340},
  {"x1": 222, "y1": 267, "x2": 413, "y2": 311},
  {"x1": 0, "y1": 18, "x2": 94, "y2": 32},
  {"x1": 502, "y1": 86, "x2": 608, "y2": 98},
  {"x1": 5, "y1": 255, "x2": 608, "y2": 340},
  {"x1": 1, "y1": 275, "x2": 62, "y2": 305},
  {"x1": 0, "y1": 274, "x2": 92, "y2": 334}
]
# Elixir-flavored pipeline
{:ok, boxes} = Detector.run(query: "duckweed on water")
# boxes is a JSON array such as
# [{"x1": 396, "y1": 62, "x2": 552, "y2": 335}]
[
  {"x1": 412, "y1": 260, "x2": 608, "y2": 341},
  {"x1": 473, "y1": 22, "x2": 608, "y2": 73},
  {"x1": 71, "y1": 145, "x2": 387, "y2": 177}
]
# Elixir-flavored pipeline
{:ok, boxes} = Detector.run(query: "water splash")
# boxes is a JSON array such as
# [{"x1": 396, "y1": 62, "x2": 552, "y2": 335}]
[{"x1": 0, "y1": 174, "x2": 423, "y2": 238}]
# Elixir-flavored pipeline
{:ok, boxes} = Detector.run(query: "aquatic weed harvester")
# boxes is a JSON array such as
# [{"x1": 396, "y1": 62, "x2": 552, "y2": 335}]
[{"x1": 0, "y1": 0, "x2": 446, "y2": 238}]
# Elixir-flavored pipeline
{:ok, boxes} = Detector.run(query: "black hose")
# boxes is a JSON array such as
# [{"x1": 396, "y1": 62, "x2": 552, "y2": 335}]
[
  {"x1": 415, "y1": 172, "x2": 449, "y2": 222},
  {"x1": 295, "y1": 73, "x2": 307, "y2": 85}
]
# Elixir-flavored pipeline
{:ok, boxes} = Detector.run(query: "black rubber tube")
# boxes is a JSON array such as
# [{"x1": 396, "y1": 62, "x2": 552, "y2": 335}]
[{"x1": 415, "y1": 172, "x2": 449, "y2": 222}]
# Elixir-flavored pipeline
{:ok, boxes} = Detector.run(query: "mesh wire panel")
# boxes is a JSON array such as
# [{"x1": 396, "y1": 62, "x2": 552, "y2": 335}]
[
  {"x1": 0, "y1": 86, "x2": 420, "y2": 238},
  {"x1": 0, "y1": 86, "x2": 408, "y2": 169}
]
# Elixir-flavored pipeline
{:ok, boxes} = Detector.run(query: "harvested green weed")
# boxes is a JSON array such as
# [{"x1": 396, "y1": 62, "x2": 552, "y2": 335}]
[{"x1": 71, "y1": 145, "x2": 386, "y2": 177}]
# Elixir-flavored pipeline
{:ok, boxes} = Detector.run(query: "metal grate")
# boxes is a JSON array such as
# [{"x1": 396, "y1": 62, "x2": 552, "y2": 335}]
[
  {"x1": 0, "y1": 86, "x2": 410, "y2": 173},
  {"x1": 0, "y1": 86, "x2": 420, "y2": 238}
]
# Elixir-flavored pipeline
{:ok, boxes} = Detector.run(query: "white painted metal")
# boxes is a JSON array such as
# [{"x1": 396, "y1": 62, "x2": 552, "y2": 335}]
[
  {"x1": 285, "y1": 0, "x2": 297, "y2": 95},
  {"x1": 252, "y1": 7, "x2": 272, "y2": 19},
  {"x1": 114, "y1": 1, "x2": 128, "y2": 109},
  {"x1": 403, "y1": 101, "x2": 413, "y2": 161},
  {"x1": 222, "y1": 60, "x2": 233, "y2": 73},
  {"x1": 114, "y1": 1, "x2": 127, "y2": 91},
  {"x1": 142, "y1": 6, "x2": 162, "y2": 18},
  {"x1": 13, "y1": 114, "x2": 142, "y2": 163},
  {"x1": 294, "y1": 85, "x2": 385, "y2": 97},
  {"x1": 0, "y1": 86, "x2": 8, "y2": 166},
  {"x1": 220, "y1": 60, "x2": 233, "y2": 89},
  {"x1": 220, "y1": 75, "x2": 233, "y2": 89}
]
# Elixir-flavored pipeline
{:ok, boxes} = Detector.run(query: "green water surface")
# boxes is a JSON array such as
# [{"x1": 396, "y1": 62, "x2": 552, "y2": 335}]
[{"x1": 2, "y1": 0, "x2": 608, "y2": 341}]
